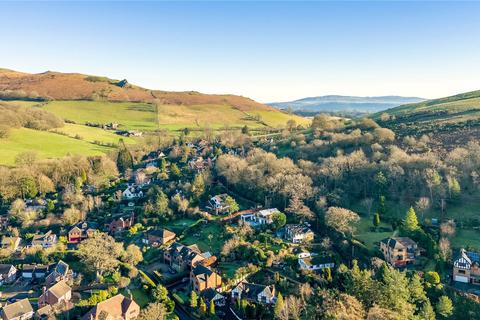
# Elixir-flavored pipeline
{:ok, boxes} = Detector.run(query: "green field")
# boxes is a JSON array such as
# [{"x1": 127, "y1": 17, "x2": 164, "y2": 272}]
[
  {"x1": 52, "y1": 123, "x2": 136, "y2": 145},
  {"x1": 44, "y1": 100, "x2": 158, "y2": 131},
  {"x1": 41, "y1": 100, "x2": 309, "y2": 131},
  {"x1": 0, "y1": 127, "x2": 113, "y2": 166}
]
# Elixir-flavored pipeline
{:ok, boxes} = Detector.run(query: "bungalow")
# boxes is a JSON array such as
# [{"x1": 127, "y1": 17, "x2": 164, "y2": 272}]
[
  {"x1": 200, "y1": 288, "x2": 226, "y2": 307},
  {"x1": 453, "y1": 249, "x2": 480, "y2": 285},
  {"x1": 45, "y1": 261, "x2": 72, "y2": 287},
  {"x1": 81, "y1": 294, "x2": 140, "y2": 320},
  {"x1": 0, "y1": 264, "x2": 17, "y2": 285},
  {"x1": 122, "y1": 186, "x2": 143, "y2": 200},
  {"x1": 164, "y1": 242, "x2": 207, "y2": 272},
  {"x1": 380, "y1": 237, "x2": 419, "y2": 267},
  {"x1": 298, "y1": 254, "x2": 335, "y2": 271},
  {"x1": 284, "y1": 224, "x2": 314, "y2": 244},
  {"x1": 0, "y1": 298, "x2": 34, "y2": 320},
  {"x1": 106, "y1": 214, "x2": 134, "y2": 234},
  {"x1": 142, "y1": 229, "x2": 176, "y2": 246},
  {"x1": 206, "y1": 194, "x2": 230, "y2": 214},
  {"x1": 38, "y1": 280, "x2": 72, "y2": 309},
  {"x1": 0, "y1": 237, "x2": 21, "y2": 251},
  {"x1": 190, "y1": 264, "x2": 222, "y2": 293},
  {"x1": 31, "y1": 231, "x2": 57, "y2": 249},
  {"x1": 68, "y1": 222, "x2": 97, "y2": 244},
  {"x1": 231, "y1": 281, "x2": 276, "y2": 305}
]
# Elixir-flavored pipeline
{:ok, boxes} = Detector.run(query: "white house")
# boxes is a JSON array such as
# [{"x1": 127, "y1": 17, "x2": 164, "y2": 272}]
[
  {"x1": 240, "y1": 208, "x2": 279, "y2": 227},
  {"x1": 285, "y1": 224, "x2": 314, "y2": 243},
  {"x1": 0, "y1": 264, "x2": 17, "y2": 285},
  {"x1": 298, "y1": 254, "x2": 335, "y2": 271},
  {"x1": 122, "y1": 186, "x2": 144, "y2": 200}
]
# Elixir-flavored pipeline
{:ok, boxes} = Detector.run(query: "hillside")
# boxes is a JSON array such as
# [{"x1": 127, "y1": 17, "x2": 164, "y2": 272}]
[
  {"x1": 0, "y1": 69, "x2": 308, "y2": 165},
  {"x1": 376, "y1": 90, "x2": 480, "y2": 145},
  {"x1": 0, "y1": 68, "x2": 308, "y2": 128},
  {"x1": 268, "y1": 95, "x2": 424, "y2": 116}
]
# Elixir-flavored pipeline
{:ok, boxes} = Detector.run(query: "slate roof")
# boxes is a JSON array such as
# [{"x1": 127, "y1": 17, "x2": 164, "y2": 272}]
[
  {"x1": 0, "y1": 264, "x2": 15, "y2": 275},
  {"x1": 381, "y1": 237, "x2": 417, "y2": 249}
]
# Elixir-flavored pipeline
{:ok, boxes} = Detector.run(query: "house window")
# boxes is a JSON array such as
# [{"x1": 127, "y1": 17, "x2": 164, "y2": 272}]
[{"x1": 458, "y1": 270, "x2": 466, "y2": 274}]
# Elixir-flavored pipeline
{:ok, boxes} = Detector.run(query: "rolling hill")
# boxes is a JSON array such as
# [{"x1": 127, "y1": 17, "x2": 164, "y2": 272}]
[
  {"x1": 0, "y1": 68, "x2": 308, "y2": 165},
  {"x1": 376, "y1": 90, "x2": 480, "y2": 145},
  {"x1": 268, "y1": 95, "x2": 424, "y2": 116}
]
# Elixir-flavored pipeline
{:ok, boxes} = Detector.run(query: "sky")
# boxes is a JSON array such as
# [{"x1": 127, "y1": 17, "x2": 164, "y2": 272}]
[{"x1": 1, "y1": 1, "x2": 480, "y2": 102}]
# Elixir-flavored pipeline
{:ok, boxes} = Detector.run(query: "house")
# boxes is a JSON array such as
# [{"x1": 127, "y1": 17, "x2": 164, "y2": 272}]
[
  {"x1": 0, "y1": 237, "x2": 21, "y2": 251},
  {"x1": 380, "y1": 237, "x2": 419, "y2": 267},
  {"x1": 21, "y1": 264, "x2": 50, "y2": 280},
  {"x1": 35, "y1": 305, "x2": 54, "y2": 320},
  {"x1": 25, "y1": 198, "x2": 46, "y2": 212},
  {"x1": 240, "y1": 208, "x2": 278, "y2": 227},
  {"x1": 106, "y1": 214, "x2": 134, "y2": 234},
  {"x1": 298, "y1": 253, "x2": 335, "y2": 271},
  {"x1": 38, "y1": 280, "x2": 72, "y2": 308},
  {"x1": 0, "y1": 264, "x2": 17, "y2": 285},
  {"x1": 81, "y1": 294, "x2": 140, "y2": 320},
  {"x1": 200, "y1": 288, "x2": 226, "y2": 307},
  {"x1": 142, "y1": 229, "x2": 176, "y2": 246},
  {"x1": 206, "y1": 194, "x2": 230, "y2": 214},
  {"x1": 188, "y1": 157, "x2": 212, "y2": 172},
  {"x1": 164, "y1": 242, "x2": 207, "y2": 272},
  {"x1": 68, "y1": 222, "x2": 97, "y2": 244},
  {"x1": 190, "y1": 264, "x2": 222, "y2": 293},
  {"x1": 453, "y1": 249, "x2": 480, "y2": 285},
  {"x1": 231, "y1": 281, "x2": 276, "y2": 304},
  {"x1": 31, "y1": 231, "x2": 57, "y2": 249},
  {"x1": 0, "y1": 298, "x2": 34, "y2": 320},
  {"x1": 284, "y1": 224, "x2": 314, "y2": 244},
  {"x1": 122, "y1": 186, "x2": 143, "y2": 200},
  {"x1": 45, "y1": 261, "x2": 72, "y2": 287}
]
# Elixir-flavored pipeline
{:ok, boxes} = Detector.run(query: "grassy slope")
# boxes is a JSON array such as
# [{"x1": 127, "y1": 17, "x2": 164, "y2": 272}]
[
  {"x1": 44, "y1": 101, "x2": 157, "y2": 131},
  {"x1": 375, "y1": 90, "x2": 480, "y2": 138},
  {"x1": 52, "y1": 123, "x2": 136, "y2": 145},
  {"x1": 0, "y1": 127, "x2": 113, "y2": 166},
  {"x1": 43, "y1": 100, "x2": 309, "y2": 131}
]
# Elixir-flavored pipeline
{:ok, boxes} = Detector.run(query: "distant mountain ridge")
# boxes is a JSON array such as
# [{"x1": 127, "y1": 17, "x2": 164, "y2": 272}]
[{"x1": 268, "y1": 95, "x2": 425, "y2": 114}]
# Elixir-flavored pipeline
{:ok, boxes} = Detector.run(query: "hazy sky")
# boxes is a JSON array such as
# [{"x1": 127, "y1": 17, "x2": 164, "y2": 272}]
[{"x1": 1, "y1": 1, "x2": 480, "y2": 102}]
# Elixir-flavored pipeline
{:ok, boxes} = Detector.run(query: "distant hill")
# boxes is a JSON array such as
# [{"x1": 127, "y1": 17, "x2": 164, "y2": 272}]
[
  {"x1": 268, "y1": 95, "x2": 424, "y2": 115},
  {"x1": 0, "y1": 68, "x2": 309, "y2": 165},
  {"x1": 375, "y1": 90, "x2": 480, "y2": 145}
]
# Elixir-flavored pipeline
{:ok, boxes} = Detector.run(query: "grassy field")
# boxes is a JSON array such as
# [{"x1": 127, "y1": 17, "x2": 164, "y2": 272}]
[
  {"x1": 451, "y1": 229, "x2": 480, "y2": 250},
  {"x1": 40, "y1": 100, "x2": 309, "y2": 131},
  {"x1": 43, "y1": 100, "x2": 158, "y2": 131},
  {"x1": 0, "y1": 127, "x2": 113, "y2": 166},
  {"x1": 52, "y1": 123, "x2": 136, "y2": 145}
]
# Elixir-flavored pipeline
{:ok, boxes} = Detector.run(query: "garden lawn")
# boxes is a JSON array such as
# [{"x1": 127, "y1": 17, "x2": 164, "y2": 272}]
[
  {"x1": 181, "y1": 221, "x2": 225, "y2": 253},
  {"x1": 127, "y1": 288, "x2": 151, "y2": 308},
  {"x1": 354, "y1": 217, "x2": 395, "y2": 251},
  {"x1": 162, "y1": 218, "x2": 198, "y2": 235},
  {"x1": 451, "y1": 229, "x2": 480, "y2": 251}
]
